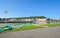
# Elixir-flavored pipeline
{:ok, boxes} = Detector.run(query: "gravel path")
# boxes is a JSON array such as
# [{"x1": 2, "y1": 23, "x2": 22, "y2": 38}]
[{"x1": 0, "y1": 26, "x2": 60, "y2": 38}]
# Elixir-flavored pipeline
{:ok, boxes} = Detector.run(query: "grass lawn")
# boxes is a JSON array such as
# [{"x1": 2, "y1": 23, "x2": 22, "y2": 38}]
[{"x1": 1, "y1": 24, "x2": 60, "y2": 32}]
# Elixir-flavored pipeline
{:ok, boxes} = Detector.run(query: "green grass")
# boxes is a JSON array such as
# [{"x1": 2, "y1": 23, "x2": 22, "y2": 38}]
[
  {"x1": 12, "y1": 25, "x2": 40, "y2": 31},
  {"x1": 41, "y1": 24, "x2": 60, "y2": 27}
]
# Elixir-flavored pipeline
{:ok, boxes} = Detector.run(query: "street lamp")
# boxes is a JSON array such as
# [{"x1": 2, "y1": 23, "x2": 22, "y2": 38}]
[
  {"x1": 50, "y1": 19, "x2": 51, "y2": 24},
  {"x1": 5, "y1": 11, "x2": 7, "y2": 25}
]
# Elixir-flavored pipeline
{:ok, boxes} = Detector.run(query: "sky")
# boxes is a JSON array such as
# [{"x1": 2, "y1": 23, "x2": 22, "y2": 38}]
[{"x1": 0, "y1": 0, "x2": 60, "y2": 19}]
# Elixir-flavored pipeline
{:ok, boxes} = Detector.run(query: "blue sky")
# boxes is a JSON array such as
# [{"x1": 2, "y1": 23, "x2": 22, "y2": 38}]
[{"x1": 0, "y1": 0, "x2": 60, "y2": 19}]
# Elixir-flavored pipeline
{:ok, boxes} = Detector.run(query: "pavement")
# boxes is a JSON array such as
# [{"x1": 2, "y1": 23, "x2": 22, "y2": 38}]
[{"x1": 0, "y1": 26, "x2": 60, "y2": 38}]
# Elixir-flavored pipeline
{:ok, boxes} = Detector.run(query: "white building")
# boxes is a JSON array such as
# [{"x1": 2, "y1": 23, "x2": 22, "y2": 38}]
[
  {"x1": 8, "y1": 18, "x2": 17, "y2": 21},
  {"x1": 35, "y1": 18, "x2": 47, "y2": 24}
]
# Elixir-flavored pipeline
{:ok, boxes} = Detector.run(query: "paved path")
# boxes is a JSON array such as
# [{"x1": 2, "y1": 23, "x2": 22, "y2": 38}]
[{"x1": 0, "y1": 26, "x2": 60, "y2": 38}]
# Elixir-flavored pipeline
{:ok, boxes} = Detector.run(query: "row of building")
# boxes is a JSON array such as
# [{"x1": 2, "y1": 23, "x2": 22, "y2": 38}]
[{"x1": 0, "y1": 16, "x2": 57, "y2": 24}]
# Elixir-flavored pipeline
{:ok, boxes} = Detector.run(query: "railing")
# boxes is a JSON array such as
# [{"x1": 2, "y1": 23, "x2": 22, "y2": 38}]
[{"x1": 0, "y1": 21, "x2": 33, "y2": 23}]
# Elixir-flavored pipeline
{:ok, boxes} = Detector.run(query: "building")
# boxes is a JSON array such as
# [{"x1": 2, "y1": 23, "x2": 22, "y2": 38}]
[{"x1": 35, "y1": 18, "x2": 47, "y2": 24}]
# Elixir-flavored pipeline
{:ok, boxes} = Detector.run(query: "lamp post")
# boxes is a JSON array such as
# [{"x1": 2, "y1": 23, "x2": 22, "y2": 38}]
[
  {"x1": 5, "y1": 11, "x2": 7, "y2": 26},
  {"x1": 50, "y1": 19, "x2": 51, "y2": 24}
]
